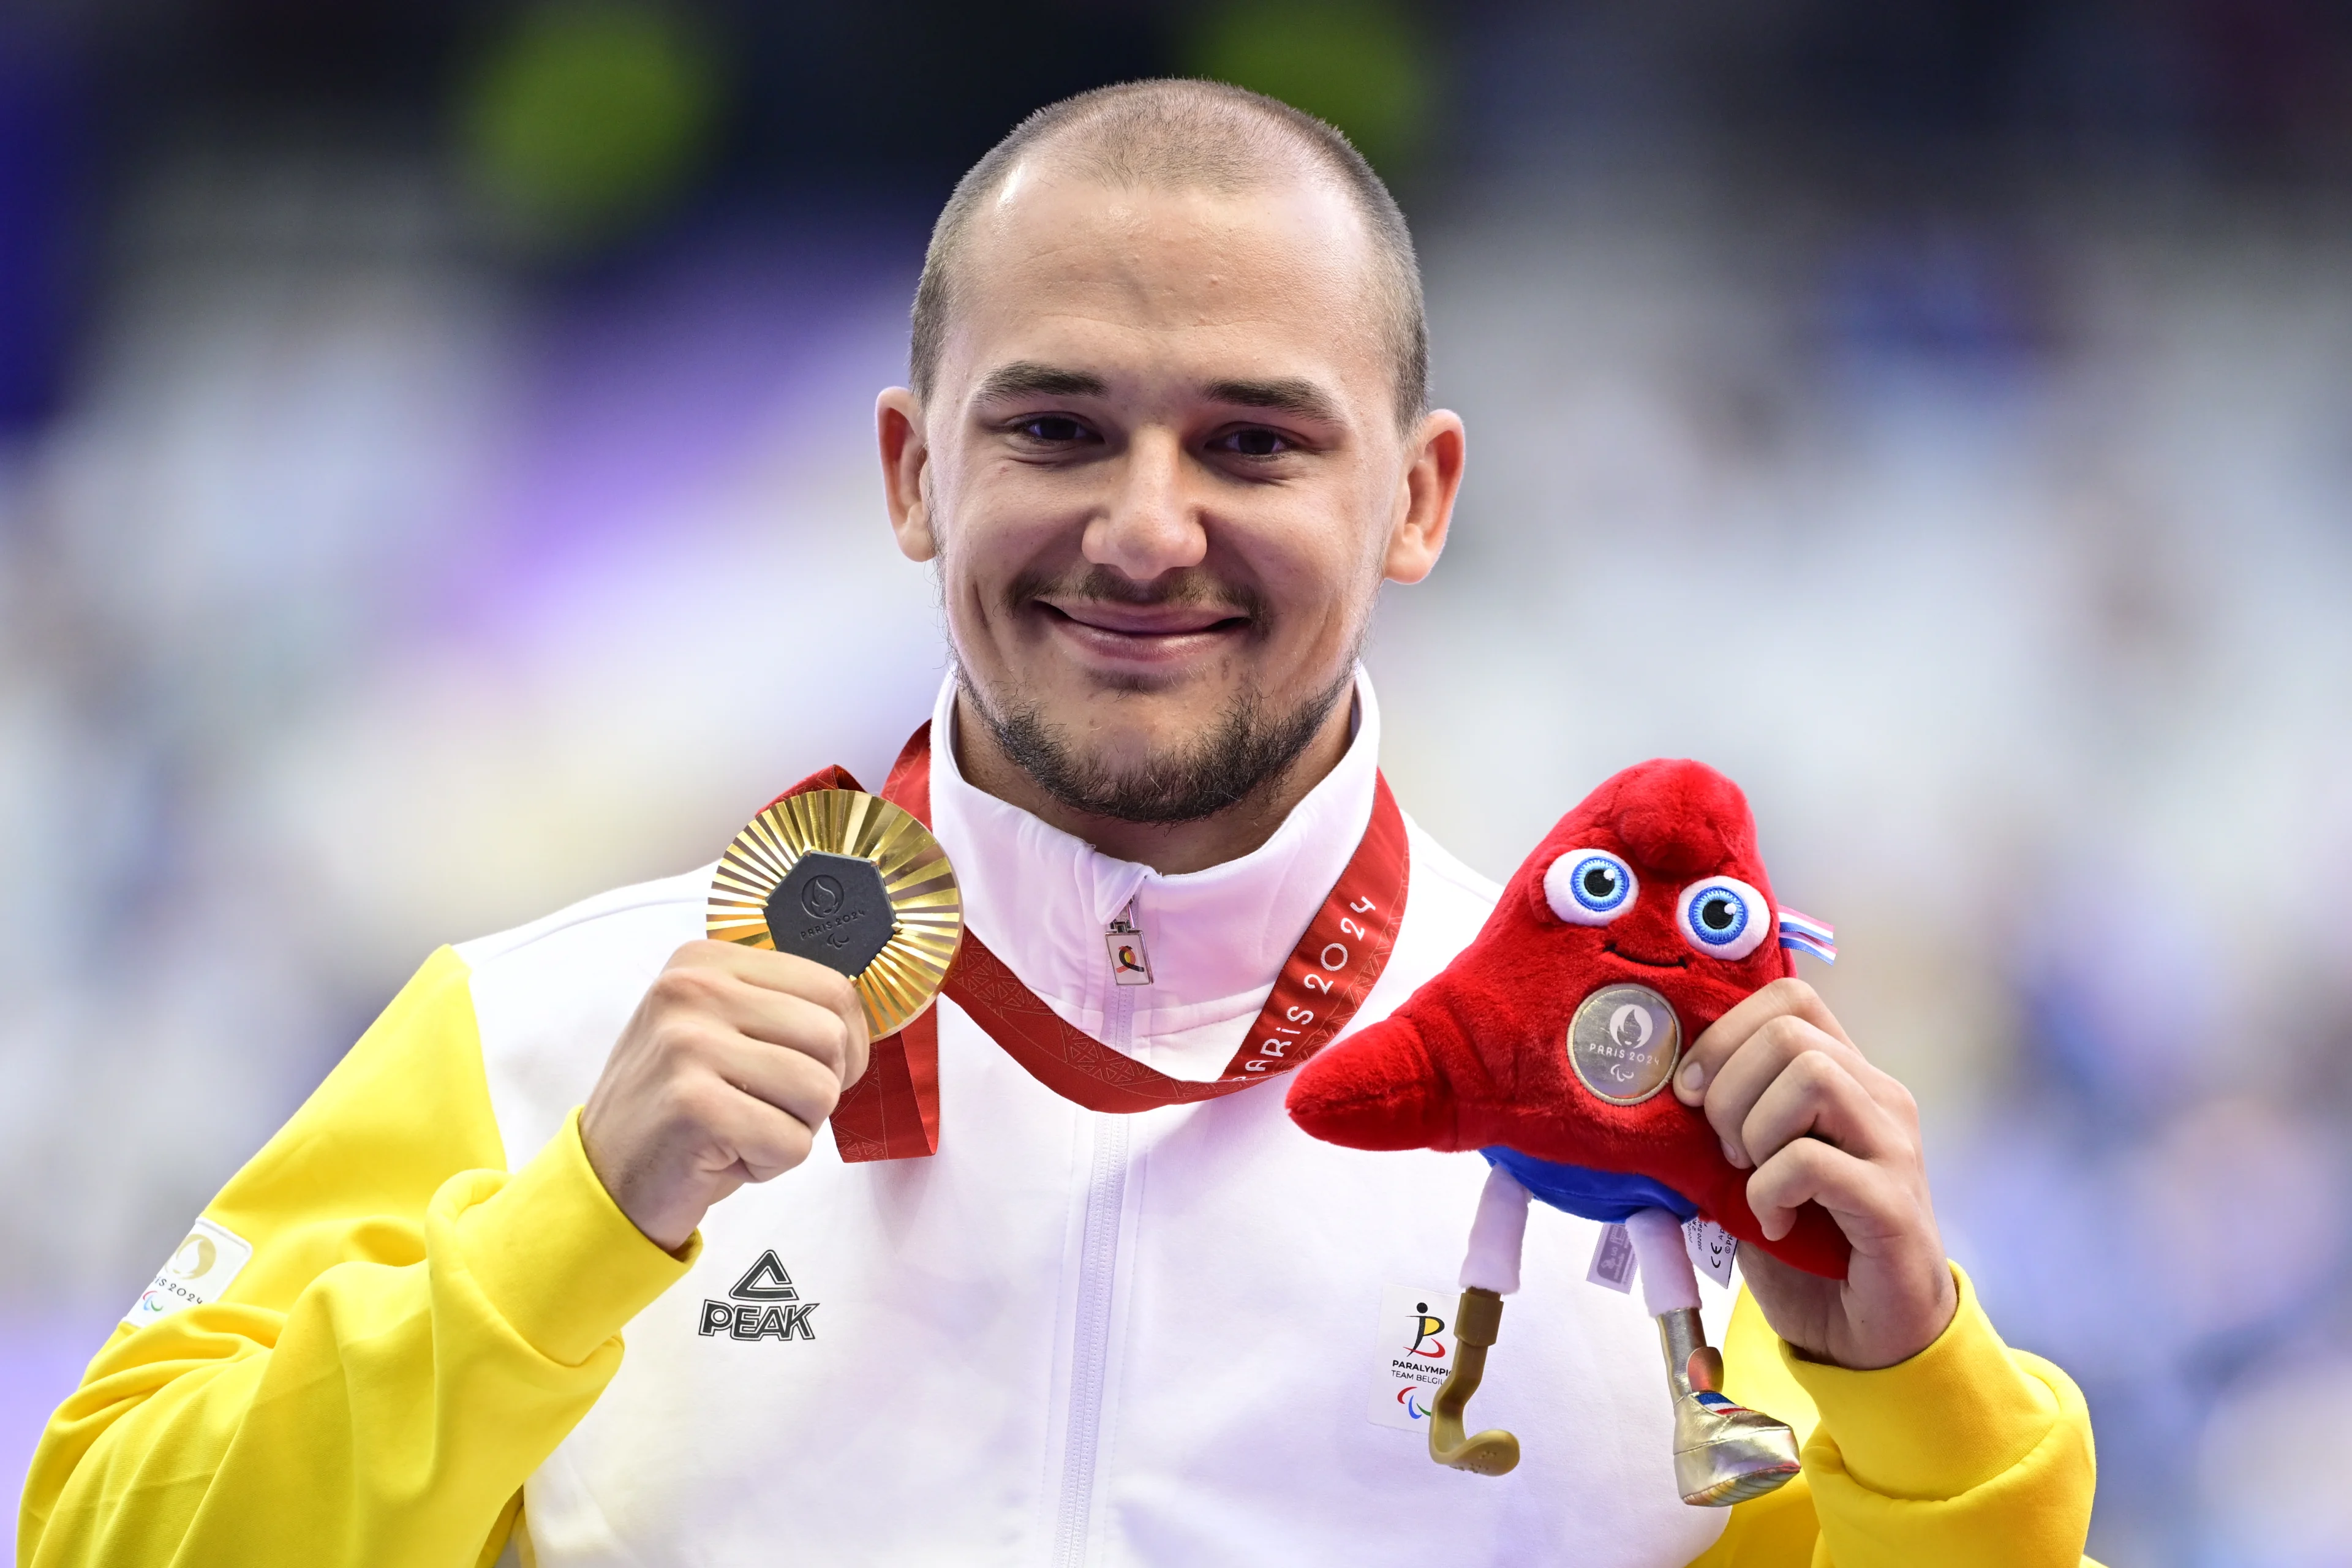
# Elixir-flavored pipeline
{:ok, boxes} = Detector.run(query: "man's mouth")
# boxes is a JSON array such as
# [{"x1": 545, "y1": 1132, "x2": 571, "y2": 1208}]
[
  {"x1": 1043, "y1": 600, "x2": 1247, "y2": 636},
  {"x1": 1603, "y1": 941, "x2": 1687, "y2": 970},
  {"x1": 1036, "y1": 597, "x2": 1252, "y2": 664}
]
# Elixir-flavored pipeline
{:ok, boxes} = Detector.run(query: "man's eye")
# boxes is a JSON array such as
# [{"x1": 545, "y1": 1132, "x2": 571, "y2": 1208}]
[
  {"x1": 1218, "y1": 428, "x2": 1291, "y2": 458},
  {"x1": 1017, "y1": 416, "x2": 1091, "y2": 443}
]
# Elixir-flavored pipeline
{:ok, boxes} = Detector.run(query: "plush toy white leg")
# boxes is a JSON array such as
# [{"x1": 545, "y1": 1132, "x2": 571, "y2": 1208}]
[
  {"x1": 1624, "y1": 1207, "x2": 1701, "y2": 1315},
  {"x1": 1428, "y1": 1164, "x2": 1529, "y2": 1477},
  {"x1": 1459, "y1": 1163, "x2": 1531, "y2": 1294},
  {"x1": 1623, "y1": 1206, "x2": 1801, "y2": 1507}
]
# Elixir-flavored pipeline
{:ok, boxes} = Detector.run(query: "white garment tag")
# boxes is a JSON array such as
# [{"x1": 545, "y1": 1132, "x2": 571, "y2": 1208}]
[
  {"x1": 1585, "y1": 1223, "x2": 1637, "y2": 1293},
  {"x1": 123, "y1": 1216, "x2": 254, "y2": 1330},
  {"x1": 1684, "y1": 1217, "x2": 1738, "y2": 1288},
  {"x1": 1367, "y1": 1284, "x2": 1460, "y2": 1431}
]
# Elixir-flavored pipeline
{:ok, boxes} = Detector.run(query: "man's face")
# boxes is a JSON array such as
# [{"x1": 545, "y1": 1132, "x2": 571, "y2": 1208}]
[{"x1": 881, "y1": 165, "x2": 1457, "y2": 824}]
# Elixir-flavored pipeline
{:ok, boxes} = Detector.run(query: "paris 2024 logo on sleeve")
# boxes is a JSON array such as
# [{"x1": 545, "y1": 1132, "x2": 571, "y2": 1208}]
[{"x1": 123, "y1": 1217, "x2": 254, "y2": 1330}]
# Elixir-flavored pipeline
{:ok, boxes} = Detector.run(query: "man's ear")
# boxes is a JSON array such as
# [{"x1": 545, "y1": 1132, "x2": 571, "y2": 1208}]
[
  {"x1": 1384, "y1": 409, "x2": 1465, "y2": 585},
  {"x1": 877, "y1": 387, "x2": 935, "y2": 562}
]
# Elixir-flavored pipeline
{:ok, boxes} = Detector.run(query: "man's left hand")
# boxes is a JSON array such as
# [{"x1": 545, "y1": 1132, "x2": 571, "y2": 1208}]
[{"x1": 1672, "y1": 977, "x2": 1958, "y2": 1370}]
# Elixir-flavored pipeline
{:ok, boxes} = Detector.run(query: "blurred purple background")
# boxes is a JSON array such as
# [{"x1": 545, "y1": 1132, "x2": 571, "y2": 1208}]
[{"x1": 6, "y1": 4, "x2": 2352, "y2": 1562}]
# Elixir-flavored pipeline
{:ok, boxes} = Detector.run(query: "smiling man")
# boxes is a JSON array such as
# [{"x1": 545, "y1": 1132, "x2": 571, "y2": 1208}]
[{"x1": 23, "y1": 83, "x2": 2095, "y2": 1567}]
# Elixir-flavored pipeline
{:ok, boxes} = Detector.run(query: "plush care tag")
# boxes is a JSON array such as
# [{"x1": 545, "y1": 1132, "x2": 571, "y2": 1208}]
[
  {"x1": 123, "y1": 1216, "x2": 253, "y2": 1330},
  {"x1": 1586, "y1": 1223, "x2": 1637, "y2": 1293},
  {"x1": 1684, "y1": 1216, "x2": 1738, "y2": 1288},
  {"x1": 1367, "y1": 1284, "x2": 1461, "y2": 1431}
]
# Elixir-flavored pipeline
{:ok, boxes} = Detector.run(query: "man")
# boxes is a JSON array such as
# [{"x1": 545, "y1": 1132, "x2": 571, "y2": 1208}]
[{"x1": 21, "y1": 82, "x2": 2095, "y2": 1567}]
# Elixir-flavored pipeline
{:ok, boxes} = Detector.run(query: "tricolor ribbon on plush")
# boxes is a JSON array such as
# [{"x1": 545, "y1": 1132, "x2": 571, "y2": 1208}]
[
  {"x1": 764, "y1": 723, "x2": 1412, "y2": 1162},
  {"x1": 1775, "y1": 907, "x2": 1836, "y2": 964}
]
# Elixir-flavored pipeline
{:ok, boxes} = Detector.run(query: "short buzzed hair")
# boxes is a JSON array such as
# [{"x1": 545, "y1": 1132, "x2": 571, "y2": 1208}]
[{"x1": 909, "y1": 79, "x2": 1429, "y2": 431}]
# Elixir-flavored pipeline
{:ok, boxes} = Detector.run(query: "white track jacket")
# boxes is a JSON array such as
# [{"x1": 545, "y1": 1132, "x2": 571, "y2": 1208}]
[{"x1": 21, "y1": 672, "x2": 2100, "y2": 1568}]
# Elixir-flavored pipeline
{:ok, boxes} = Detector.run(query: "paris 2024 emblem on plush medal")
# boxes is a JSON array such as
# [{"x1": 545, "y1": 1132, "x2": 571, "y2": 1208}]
[
  {"x1": 707, "y1": 789, "x2": 963, "y2": 1038},
  {"x1": 1567, "y1": 983, "x2": 1681, "y2": 1106}
]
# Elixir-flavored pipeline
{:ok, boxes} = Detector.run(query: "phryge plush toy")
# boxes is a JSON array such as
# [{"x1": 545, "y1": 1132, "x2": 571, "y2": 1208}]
[{"x1": 1286, "y1": 758, "x2": 1844, "y2": 1506}]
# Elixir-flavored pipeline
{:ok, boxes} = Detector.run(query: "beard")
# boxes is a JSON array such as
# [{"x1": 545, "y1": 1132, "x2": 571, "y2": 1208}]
[
  {"x1": 962, "y1": 666, "x2": 1355, "y2": 824},
  {"x1": 954, "y1": 568, "x2": 1362, "y2": 826}
]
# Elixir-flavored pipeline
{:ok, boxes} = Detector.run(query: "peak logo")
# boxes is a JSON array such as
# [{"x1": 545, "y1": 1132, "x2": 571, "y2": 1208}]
[{"x1": 698, "y1": 1250, "x2": 818, "y2": 1343}]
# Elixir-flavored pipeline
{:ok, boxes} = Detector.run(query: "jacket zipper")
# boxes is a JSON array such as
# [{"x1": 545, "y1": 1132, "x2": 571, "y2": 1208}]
[{"x1": 1052, "y1": 956, "x2": 1140, "y2": 1567}]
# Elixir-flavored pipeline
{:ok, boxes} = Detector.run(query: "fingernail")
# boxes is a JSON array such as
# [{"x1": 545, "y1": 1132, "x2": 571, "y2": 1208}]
[
  {"x1": 1721, "y1": 1137, "x2": 1748, "y2": 1170},
  {"x1": 1677, "y1": 1060, "x2": 1707, "y2": 1096}
]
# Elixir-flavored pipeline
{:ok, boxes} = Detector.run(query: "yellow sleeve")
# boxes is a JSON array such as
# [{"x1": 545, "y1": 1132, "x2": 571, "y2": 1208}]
[
  {"x1": 1686, "y1": 1265, "x2": 2100, "y2": 1567},
  {"x1": 17, "y1": 946, "x2": 696, "y2": 1568}
]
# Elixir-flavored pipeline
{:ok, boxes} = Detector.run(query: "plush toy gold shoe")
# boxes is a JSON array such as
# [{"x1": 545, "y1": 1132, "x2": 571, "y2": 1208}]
[
  {"x1": 1426, "y1": 1287, "x2": 1522, "y2": 1476},
  {"x1": 1659, "y1": 1307, "x2": 1800, "y2": 1506}
]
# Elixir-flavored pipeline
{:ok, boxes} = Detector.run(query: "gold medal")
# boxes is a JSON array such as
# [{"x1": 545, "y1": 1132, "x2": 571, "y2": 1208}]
[{"x1": 707, "y1": 789, "x2": 963, "y2": 1038}]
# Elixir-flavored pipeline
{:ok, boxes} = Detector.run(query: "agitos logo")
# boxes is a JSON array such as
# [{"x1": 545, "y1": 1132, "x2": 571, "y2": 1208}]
[{"x1": 699, "y1": 1250, "x2": 818, "y2": 1342}]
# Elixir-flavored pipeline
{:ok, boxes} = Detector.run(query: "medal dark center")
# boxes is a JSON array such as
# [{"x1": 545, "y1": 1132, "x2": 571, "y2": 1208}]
[{"x1": 765, "y1": 852, "x2": 895, "y2": 978}]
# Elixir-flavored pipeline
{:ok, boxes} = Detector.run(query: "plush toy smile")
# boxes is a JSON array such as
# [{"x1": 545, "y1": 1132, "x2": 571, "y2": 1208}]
[{"x1": 1602, "y1": 942, "x2": 1687, "y2": 969}]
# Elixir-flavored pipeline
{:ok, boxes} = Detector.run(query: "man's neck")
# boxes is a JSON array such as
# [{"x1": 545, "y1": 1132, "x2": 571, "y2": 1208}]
[{"x1": 948, "y1": 692, "x2": 1355, "y2": 875}]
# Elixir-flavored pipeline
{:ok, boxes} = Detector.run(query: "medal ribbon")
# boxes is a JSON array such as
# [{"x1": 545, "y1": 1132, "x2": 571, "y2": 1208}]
[{"x1": 804, "y1": 722, "x2": 1410, "y2": 1161}]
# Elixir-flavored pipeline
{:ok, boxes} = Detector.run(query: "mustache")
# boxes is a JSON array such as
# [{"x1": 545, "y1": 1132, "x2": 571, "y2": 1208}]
[{"x1": 1002, "y1": 565, "x2": 1267, "y2": 624}]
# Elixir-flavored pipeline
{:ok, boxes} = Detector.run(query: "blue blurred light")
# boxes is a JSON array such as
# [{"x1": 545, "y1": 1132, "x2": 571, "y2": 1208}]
[{"x1": 0, "y1": 29, "x2": 85, "y2": 434}]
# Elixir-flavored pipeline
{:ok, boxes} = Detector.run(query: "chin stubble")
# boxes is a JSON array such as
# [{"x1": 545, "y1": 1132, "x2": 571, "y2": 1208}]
[{"x1": 959, "y1": 660, "x2": 1358, "y2": 826}]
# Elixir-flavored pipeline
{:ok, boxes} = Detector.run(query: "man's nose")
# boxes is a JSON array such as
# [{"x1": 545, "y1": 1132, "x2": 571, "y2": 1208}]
[{"x1": 1082, "y1": 428, "x2": 1207, "y2": 581}]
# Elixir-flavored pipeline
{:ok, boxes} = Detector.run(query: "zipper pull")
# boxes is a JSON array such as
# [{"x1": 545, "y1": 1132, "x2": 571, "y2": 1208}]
[{"x1": 1105, "y1": 899, "x2": 1154, "y2": 986}]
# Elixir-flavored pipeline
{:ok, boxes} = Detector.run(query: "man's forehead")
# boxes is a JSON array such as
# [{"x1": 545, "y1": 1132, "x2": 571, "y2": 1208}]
[
  {"x1": 965, "y1": 178, "x2": 1369, "y2": 314},
  {"x1": 940, "y1": 168, "x2": 1389, "y2": 405}
]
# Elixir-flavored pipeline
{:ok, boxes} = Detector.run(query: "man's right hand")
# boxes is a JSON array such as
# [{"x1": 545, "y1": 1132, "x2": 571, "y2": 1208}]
[{"x1": 580, "y1": 941, "x2": 872, "y2": 1253}]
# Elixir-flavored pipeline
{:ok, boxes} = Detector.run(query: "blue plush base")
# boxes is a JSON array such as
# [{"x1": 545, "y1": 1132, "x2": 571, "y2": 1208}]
[{"x1": 1480, "y1": 1146, "x2": 1697, "y2": 1224}]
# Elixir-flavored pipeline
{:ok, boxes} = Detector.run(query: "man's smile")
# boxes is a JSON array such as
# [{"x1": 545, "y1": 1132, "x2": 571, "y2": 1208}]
[{"x1": 1035, "y1": 597, "x2": 1253, "y2": 667}]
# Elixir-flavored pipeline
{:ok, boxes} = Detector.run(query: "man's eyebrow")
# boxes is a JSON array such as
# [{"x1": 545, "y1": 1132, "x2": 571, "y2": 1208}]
[
  {"x1": 1202, "y1": 377, "x2": 1343, "y2": 423},
  {"x1": 972, "y1": 362, "x2": 1109, "y2": 402}
]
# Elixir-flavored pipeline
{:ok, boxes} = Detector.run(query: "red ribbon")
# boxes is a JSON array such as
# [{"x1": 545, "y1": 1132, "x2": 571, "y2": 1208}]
[{"x1": 771, "y1": 723, "x2": 1409, "y2": 1161}]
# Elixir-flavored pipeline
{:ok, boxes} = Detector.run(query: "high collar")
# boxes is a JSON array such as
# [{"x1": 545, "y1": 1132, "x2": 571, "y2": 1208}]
[{"x1": 925, "y1": 669, "x2": 1381, "y2": 1082}]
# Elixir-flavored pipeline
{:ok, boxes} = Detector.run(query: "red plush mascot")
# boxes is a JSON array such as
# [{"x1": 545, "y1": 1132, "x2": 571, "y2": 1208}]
[{"x1": 1287, "y1": 758, "x2": 1844, "y2": 1505}]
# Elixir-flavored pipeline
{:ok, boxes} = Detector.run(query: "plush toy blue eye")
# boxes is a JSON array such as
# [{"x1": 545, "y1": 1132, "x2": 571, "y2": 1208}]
[
  {"x1": 1545, "y1": 849, "x2": 1638, "y2": 925},
  {"x1": 1676, "y1": 876, "x2": 1768, "y2": 960}
]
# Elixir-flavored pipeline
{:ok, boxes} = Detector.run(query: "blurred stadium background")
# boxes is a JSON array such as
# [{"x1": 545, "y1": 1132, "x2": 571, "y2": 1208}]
[{"x1": 4, "y1": 2, "x2": 2352, "y2": 1561}]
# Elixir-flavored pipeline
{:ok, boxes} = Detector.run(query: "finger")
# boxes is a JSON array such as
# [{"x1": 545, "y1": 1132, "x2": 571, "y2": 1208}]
[
  {"x1": 706, "y1": 1031, "x2": 848, "y2": 1139},
  {"x1": 1674, "y1": 977, "x2": 1854, "y2": 1106},
  {"x1": 734, "y1": 949, "x2": 871, "y2": 1087},
  {"x1": 669, "y1": 941, "x2": 871, "y2": 1085},
  {"x1": 685, "y1": 1071, "x2": 819, "y2": 1185},
  {"x1": 640, "y1": 963, "x2": 859, "y2": 1083},
  {"x1": 1738, "y1": 1048, "x2": 1908, "y2": 1170},
  {"x1": 676, "y1": 940, "x2": 861, "y2": 1014},
  {"x1": 1699, "y1": 1011, "x2": 1863, "y2": 1167},
  {"x1": 718, "y1": 985, "x2": 865, "y2": 1085},
  {"x1": 1744, "y1": 1136, "x2": 1907, "y2": 1245}
]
